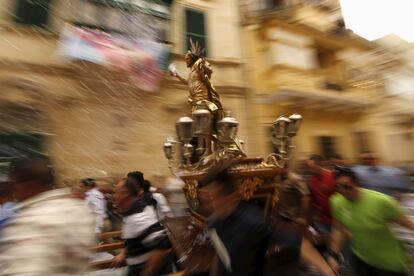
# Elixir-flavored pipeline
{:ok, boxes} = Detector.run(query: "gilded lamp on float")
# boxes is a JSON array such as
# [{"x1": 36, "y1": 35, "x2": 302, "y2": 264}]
[
  {"x1": 192, "y1": 109, "x2": 212, "y2": 156},
  {"x1": 217, "y1": 112, "x2": 239, "y2": 143},
  {"x1": 164, "y1": 110, "x2": 302, "y2": 172},
  {"x1": 267, "y1": 113, "x2": 303, "y2": 167},
  {"x1": 175, "y1": 116, "x2": 194, "y2": 166}
]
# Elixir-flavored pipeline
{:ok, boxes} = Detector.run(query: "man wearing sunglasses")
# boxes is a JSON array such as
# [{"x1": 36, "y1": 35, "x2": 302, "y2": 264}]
[
  {"x1": 353, "y1": 151, "x2": 410, "y2": 197},
  {"x1": 328, "y1": 166, "x2": 414, "y2": 276}
]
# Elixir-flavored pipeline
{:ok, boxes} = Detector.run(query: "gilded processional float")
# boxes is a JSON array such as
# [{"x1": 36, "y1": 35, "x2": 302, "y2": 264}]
[{"x1": 163, "y1": 39, "x2": 303, "y2": 274}]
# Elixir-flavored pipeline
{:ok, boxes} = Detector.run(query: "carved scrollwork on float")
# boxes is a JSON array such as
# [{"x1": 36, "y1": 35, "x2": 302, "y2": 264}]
[
  {"x1": 271, "y1": 182, "x2": 280, "y2": 210},
  {"x1": 184, "y1": 180, "x2": 199, "y2": 209},
  {"x1": 239, "y1": 177, "x2": 263, "y2": 200}
]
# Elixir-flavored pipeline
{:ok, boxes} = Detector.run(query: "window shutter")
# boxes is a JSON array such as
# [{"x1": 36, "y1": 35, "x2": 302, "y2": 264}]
[
  {"x1": 15, "y1": 0, "x2": 52, "y2": 28},
  {"x1": 319, "y1": 136, "x2": 337, "y2": 158},
  {"x1": 162, "y1": 0, "x2": 173, "y2": 6},
  {"x1": 0, "y1": 133, "x2": 44, "y2": 159},
  {"x1": 185, "y1": 9, "x2": 207, "y2": 55}
]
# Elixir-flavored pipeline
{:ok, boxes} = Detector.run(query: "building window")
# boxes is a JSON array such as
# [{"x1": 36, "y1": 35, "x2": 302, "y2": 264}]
[
  {"x1": 0, "y1": 133, "x2": 45, "y2": 181},
  {"x1": 354, "y1": 131, "x2": 370, "y2": 154},
  {"x1": 324, "y1": 81, "x2": 343, "y2": 91},
  {"x1": 267, "y1": 0, "x2": 285, "y2": 9},
  {"x1": 0, "y1": 133, "x2": 44, "y2": 161},
  {"x1": 72, "y1": 0, "x2": 170, "y2": 43},
  {"x1": 318, "y1": 136, "x2": 337, "y2": 158},
  {"x1": 316, "y1": 46, "x2": 344, "y2": 91},
  {"x1": 161, "y1": 0, "x2": 173, "y2": 6},
  {"x1": 185, "y1": 9, "x2": 207, "y2": 56},
  {"x1": 316, "y1": 46, "x2": 335, "y2": 69},
  {"x1": 14, "y1": 0, "x2": 52, "y2": 29}
]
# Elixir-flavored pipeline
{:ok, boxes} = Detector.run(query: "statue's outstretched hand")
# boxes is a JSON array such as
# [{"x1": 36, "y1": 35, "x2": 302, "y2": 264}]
[
  {"x1": 169, "y1": 63, "x2": 188, "y2": 85},
  {"x1": 168, "y1": 63, "x2": 178, "y2": 77}
]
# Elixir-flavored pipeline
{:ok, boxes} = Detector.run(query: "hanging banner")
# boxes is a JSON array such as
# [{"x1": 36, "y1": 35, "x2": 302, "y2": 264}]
[{"x1": 59, "y1": 25, "x2": 169, "y2": 92}]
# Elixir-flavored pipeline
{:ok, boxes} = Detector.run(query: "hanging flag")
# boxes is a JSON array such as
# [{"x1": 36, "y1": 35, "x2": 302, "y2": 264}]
[{"x1": 58, "y1": 24, "x2": 169, "y2": 92}]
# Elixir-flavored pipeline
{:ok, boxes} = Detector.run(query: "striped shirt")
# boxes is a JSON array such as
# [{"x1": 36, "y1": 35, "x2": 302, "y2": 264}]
[{"x1": 122, "y1": 200, "x2": 167, "y2": 266}]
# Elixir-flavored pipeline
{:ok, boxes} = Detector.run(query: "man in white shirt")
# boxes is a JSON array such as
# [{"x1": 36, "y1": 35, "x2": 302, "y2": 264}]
[
  {"x1": 80, "y1": 178, "x2": 108, "y2": 233},
  {"x1": 0, "y1": 158, "x2": 95, "y2": 275},
  {"x1": 145, "y1": 180, "x2": 172, "y2": 219}
]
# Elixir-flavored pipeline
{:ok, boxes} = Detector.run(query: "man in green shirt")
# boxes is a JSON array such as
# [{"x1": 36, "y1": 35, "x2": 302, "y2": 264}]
[{"x1": 328, "y1": 166, "x2": 414, "y2": 276}]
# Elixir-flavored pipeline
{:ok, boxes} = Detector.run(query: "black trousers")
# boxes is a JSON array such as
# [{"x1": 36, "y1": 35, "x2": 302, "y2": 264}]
[
  {"x1": 350, "y1": 252, "x2": 408, "y2": 276},
  {"x1": 126, "y1": 261, "x2": 173, "y2": 276},
  {"x1": 126, "y1": 263, "x2": 144, "y2": 276}
]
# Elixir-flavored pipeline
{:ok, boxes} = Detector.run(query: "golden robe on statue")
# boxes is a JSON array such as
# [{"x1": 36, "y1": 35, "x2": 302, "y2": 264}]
[{"x1": 187, "y1": 58, "x2": 223, "y2": 122}]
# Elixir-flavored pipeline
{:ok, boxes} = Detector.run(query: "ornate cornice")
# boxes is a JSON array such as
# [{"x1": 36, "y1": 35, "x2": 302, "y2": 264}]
[
  {"x1": 0, "y1": 60, "x2": 76, "y2": 77},
  {"x1": 246, "y1": 16, "x2": 374, "y2": 51},
  {"x1": 0, "y1": 24, "x2": 59, "y2": 39},
  {"x1": 0, "y1": 60, "x2": 247, "y2": 97},
  {"x1": 170, "y1": 53, "x2": 244, "y2": 67}
]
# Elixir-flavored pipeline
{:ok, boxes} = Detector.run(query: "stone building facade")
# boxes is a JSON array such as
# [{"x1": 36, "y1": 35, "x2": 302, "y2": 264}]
[
  {"x1": 239, "y1": 0, "x2": 399, "y2": 164},
  {"x1": 0, "y1": 0, "x2": 248, "y2": 184}
]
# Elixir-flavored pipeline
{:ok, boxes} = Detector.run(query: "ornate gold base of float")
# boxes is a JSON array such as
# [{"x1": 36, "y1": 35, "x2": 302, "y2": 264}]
[
  {"x1": 181, "y1": 157, "x2": 282, "y2": 219},
  {"x1": 164, "y1": 157, "x2": 284, "y2": 274},
  {"x1": 164, "y1": 216, "x2": 214, "y2": 274}
]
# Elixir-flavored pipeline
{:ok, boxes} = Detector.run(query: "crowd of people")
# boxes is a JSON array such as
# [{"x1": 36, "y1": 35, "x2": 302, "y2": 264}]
[
  {"x1": 272, "y1": 152, "x2": 414, "y2": 276},
  {"x1": 0, "y1": 158, "x2": 174, "y2": 275},
  {"x1": 0, "y1": 152, "x2": 412, "y2": 276}
]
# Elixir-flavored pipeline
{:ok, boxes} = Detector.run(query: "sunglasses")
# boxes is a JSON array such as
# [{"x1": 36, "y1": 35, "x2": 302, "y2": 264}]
[
  {"x1": 336, "y1": 183, "x2": 353, "y2": 190},
  {"x1": 334, "y1": 165, "x2": 353, "y2": 174}
]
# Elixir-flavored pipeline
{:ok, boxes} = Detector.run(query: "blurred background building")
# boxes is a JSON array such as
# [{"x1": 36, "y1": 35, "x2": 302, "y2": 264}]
[
  {"x1": 239, "y1": 0, "x2": 414, "y2": 165},
  {"x1": 372, "y1": 35, "x2": 414, "y2": 165},
  {"x1": 0, "y1": 0, "x2": 248, "y2": 184},
  {"x1": 0, "y1": 0, "x2": 412, "y2": 184}
]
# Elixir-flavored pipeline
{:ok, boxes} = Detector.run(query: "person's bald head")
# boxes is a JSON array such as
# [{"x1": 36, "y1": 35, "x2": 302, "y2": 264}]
[{"x1": 360, "y1": 151, "x2": 378, "y2": 166}]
